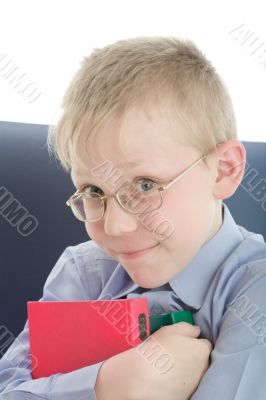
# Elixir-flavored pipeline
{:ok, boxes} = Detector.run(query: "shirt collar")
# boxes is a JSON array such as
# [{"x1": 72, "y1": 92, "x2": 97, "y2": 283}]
[{"x1": 168, "y1": 202, "x2": 243, "y2": 309}]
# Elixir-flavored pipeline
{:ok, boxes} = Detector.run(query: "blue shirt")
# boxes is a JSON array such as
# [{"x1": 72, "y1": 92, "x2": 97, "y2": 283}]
[{"x1": 1, "y1": 203, "x2": 266, "y2": 399}]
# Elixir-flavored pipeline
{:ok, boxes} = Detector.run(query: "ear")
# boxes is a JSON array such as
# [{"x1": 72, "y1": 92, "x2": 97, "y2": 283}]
[{"x1": 212, "y1": 140, "x2": 246, "y2": 200}]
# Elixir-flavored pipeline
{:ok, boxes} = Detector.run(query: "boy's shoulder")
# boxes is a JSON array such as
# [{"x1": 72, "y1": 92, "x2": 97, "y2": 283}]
[
  {"x1": 68, "y1": 239, "x2": 116, "y2": 262},
  {"x1": 234, "y1": 225, "x2": 266, "y2": 270},
  {"x1": 44, "y1": 239, "x2": 126, "y2": 301},
  {"x1": 65, "y1": 239, "x2": 120, "y2": 279},
  {"x1": 216, "y1": 226, "x2": 266, "y2": 309}
]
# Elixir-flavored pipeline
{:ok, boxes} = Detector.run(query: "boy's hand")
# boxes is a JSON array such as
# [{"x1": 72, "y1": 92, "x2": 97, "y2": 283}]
[{"x1": 95, "y1": 322, "x2": 212, "y2": 400}]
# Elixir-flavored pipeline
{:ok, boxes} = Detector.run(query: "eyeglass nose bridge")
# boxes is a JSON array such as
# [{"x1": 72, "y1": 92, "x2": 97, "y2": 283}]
[
  {"x1": 100, "y1": 185, "x2": 163, "y2": 217},
  {"x1": 100, "y1": 191, "x2": 131, "y2": 214}
]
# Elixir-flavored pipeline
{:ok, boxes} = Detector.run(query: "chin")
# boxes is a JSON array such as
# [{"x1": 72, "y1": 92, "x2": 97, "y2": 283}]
[{"x1": 129, "y1": 271, "x2": 168, "y2": 289}]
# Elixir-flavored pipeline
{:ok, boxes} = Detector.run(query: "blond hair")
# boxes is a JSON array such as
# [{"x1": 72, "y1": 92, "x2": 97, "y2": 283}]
[{"x1": 47, "y1": 36, "x2": 237, "y2": 172}]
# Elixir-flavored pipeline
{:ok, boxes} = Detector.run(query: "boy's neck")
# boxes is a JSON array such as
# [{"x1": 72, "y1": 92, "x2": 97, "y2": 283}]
[{"x1": 206, "y1": 202, "x2": 224, "y2": 244}]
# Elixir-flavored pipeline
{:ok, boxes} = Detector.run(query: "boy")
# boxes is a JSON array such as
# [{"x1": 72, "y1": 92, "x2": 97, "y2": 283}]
[{"x1": 1, "y1": 36, "x2": 266, "y2": 399}]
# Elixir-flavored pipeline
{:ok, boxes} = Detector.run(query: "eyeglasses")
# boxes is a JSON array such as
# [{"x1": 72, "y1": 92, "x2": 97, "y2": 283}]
[{"x1": 66, "y1": 153, "x2": 208, "y2": 222}]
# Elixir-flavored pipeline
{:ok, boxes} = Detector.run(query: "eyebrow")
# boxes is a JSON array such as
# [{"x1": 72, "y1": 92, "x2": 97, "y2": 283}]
[
  {"x1": 72, "y1": 167, "x2": 170, "y2": 190},
  {"x1": 71, "y1": 160, "x2": 142, "y2": 176},
  {"x1": 72, "y1": 160, "x2": 155, "y2": 179},
  {"x1": 115, "y1": 161, "x2": 142, "y2": 168}
]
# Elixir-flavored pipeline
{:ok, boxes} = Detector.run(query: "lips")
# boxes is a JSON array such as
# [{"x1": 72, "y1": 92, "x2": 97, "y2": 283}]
[
  {"x1": 119, "y1": 243, "x2": 158, "y2": 254},
  {"x1": 119, "y1": 243, "x2": 158, "y2": 258}
]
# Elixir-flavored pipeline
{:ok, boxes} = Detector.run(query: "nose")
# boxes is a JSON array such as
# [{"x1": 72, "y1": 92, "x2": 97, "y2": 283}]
[{"x1": 103, "y1": 196, "x2": 138, "y2": 236}]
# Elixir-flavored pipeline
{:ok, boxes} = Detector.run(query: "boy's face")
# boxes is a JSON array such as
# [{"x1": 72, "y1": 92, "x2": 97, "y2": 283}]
[{"x1": 71, "y1": 105, "x2": 224, "y2": 289}]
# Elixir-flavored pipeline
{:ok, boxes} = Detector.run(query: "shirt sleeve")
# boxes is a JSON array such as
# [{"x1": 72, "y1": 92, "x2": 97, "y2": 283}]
[
  {"x1": 191, "y1": 266, "x2": 266, "y2": 400},
  {"x1": 0, "y1": 246, "x2": 105, "y2": 400}
]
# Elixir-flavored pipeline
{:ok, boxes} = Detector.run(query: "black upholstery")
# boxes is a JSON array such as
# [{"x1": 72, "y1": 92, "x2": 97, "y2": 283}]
[
  {"x1": 225, "y1": 141, "x2": 266, "y2": 238},
  {"x1": 0, "y1": 120, "x2": 265, "y2": 357},
  {"x1": 0, "y1": 121, "x2": 88, "y2": 356}
]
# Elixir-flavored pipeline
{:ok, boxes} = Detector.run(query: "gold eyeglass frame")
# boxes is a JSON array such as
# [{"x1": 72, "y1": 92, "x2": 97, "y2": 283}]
[{"x1": 66, "y1": 153, "x2": 209, "y2": 222}]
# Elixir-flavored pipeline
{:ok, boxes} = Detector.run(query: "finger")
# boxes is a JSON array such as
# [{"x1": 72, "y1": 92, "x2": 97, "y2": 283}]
[
  {"x1": 198, "y1": 338, "x2": 213, "y2": 352},
  {"x1": 170, "y1": 322, "x2": 201, "y2": 338}
]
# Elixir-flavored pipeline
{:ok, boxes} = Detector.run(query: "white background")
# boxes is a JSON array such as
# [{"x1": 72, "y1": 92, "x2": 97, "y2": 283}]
[{"x1": 0, "y1": 0, "x2": 265, "y2": 142}]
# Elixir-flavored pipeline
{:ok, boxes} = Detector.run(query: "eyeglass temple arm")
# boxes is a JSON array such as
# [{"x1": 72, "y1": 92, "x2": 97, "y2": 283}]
[{"x1": 162, "y1": 154, "x2": 208, "y2": 191}]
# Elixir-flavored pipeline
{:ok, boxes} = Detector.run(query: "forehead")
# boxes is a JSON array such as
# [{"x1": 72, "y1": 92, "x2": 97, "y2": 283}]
[{"x1": 71, "y1": 104, "x2": 194, "y2": 178}]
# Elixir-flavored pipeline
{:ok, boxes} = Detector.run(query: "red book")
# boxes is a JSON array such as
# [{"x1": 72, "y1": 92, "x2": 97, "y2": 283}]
[{"x1": 28, "y1": 298, "x2": 150, "y2": 379}]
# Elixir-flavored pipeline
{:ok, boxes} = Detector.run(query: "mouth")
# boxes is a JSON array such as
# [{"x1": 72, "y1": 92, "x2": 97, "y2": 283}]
[{"x1": 118, "y1": 243, "x2": 159, "y2": 259}]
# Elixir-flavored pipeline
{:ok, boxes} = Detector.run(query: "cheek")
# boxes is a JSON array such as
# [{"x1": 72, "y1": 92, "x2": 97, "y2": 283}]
[
  {"x1": 84, "y1": 221, "x2": 104, "y2": 242},
  {"x1": 160, "y1": 178, "x2": 214, "y2": 248}
]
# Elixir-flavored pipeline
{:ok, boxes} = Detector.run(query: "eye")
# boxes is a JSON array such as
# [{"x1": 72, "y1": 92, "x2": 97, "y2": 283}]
[
  {"x1": 135, "y1": 178, "x2": 157, "y2": 193},
  {"x1": 83, "y1": 185, "x2": 104, "y2": 198}
]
